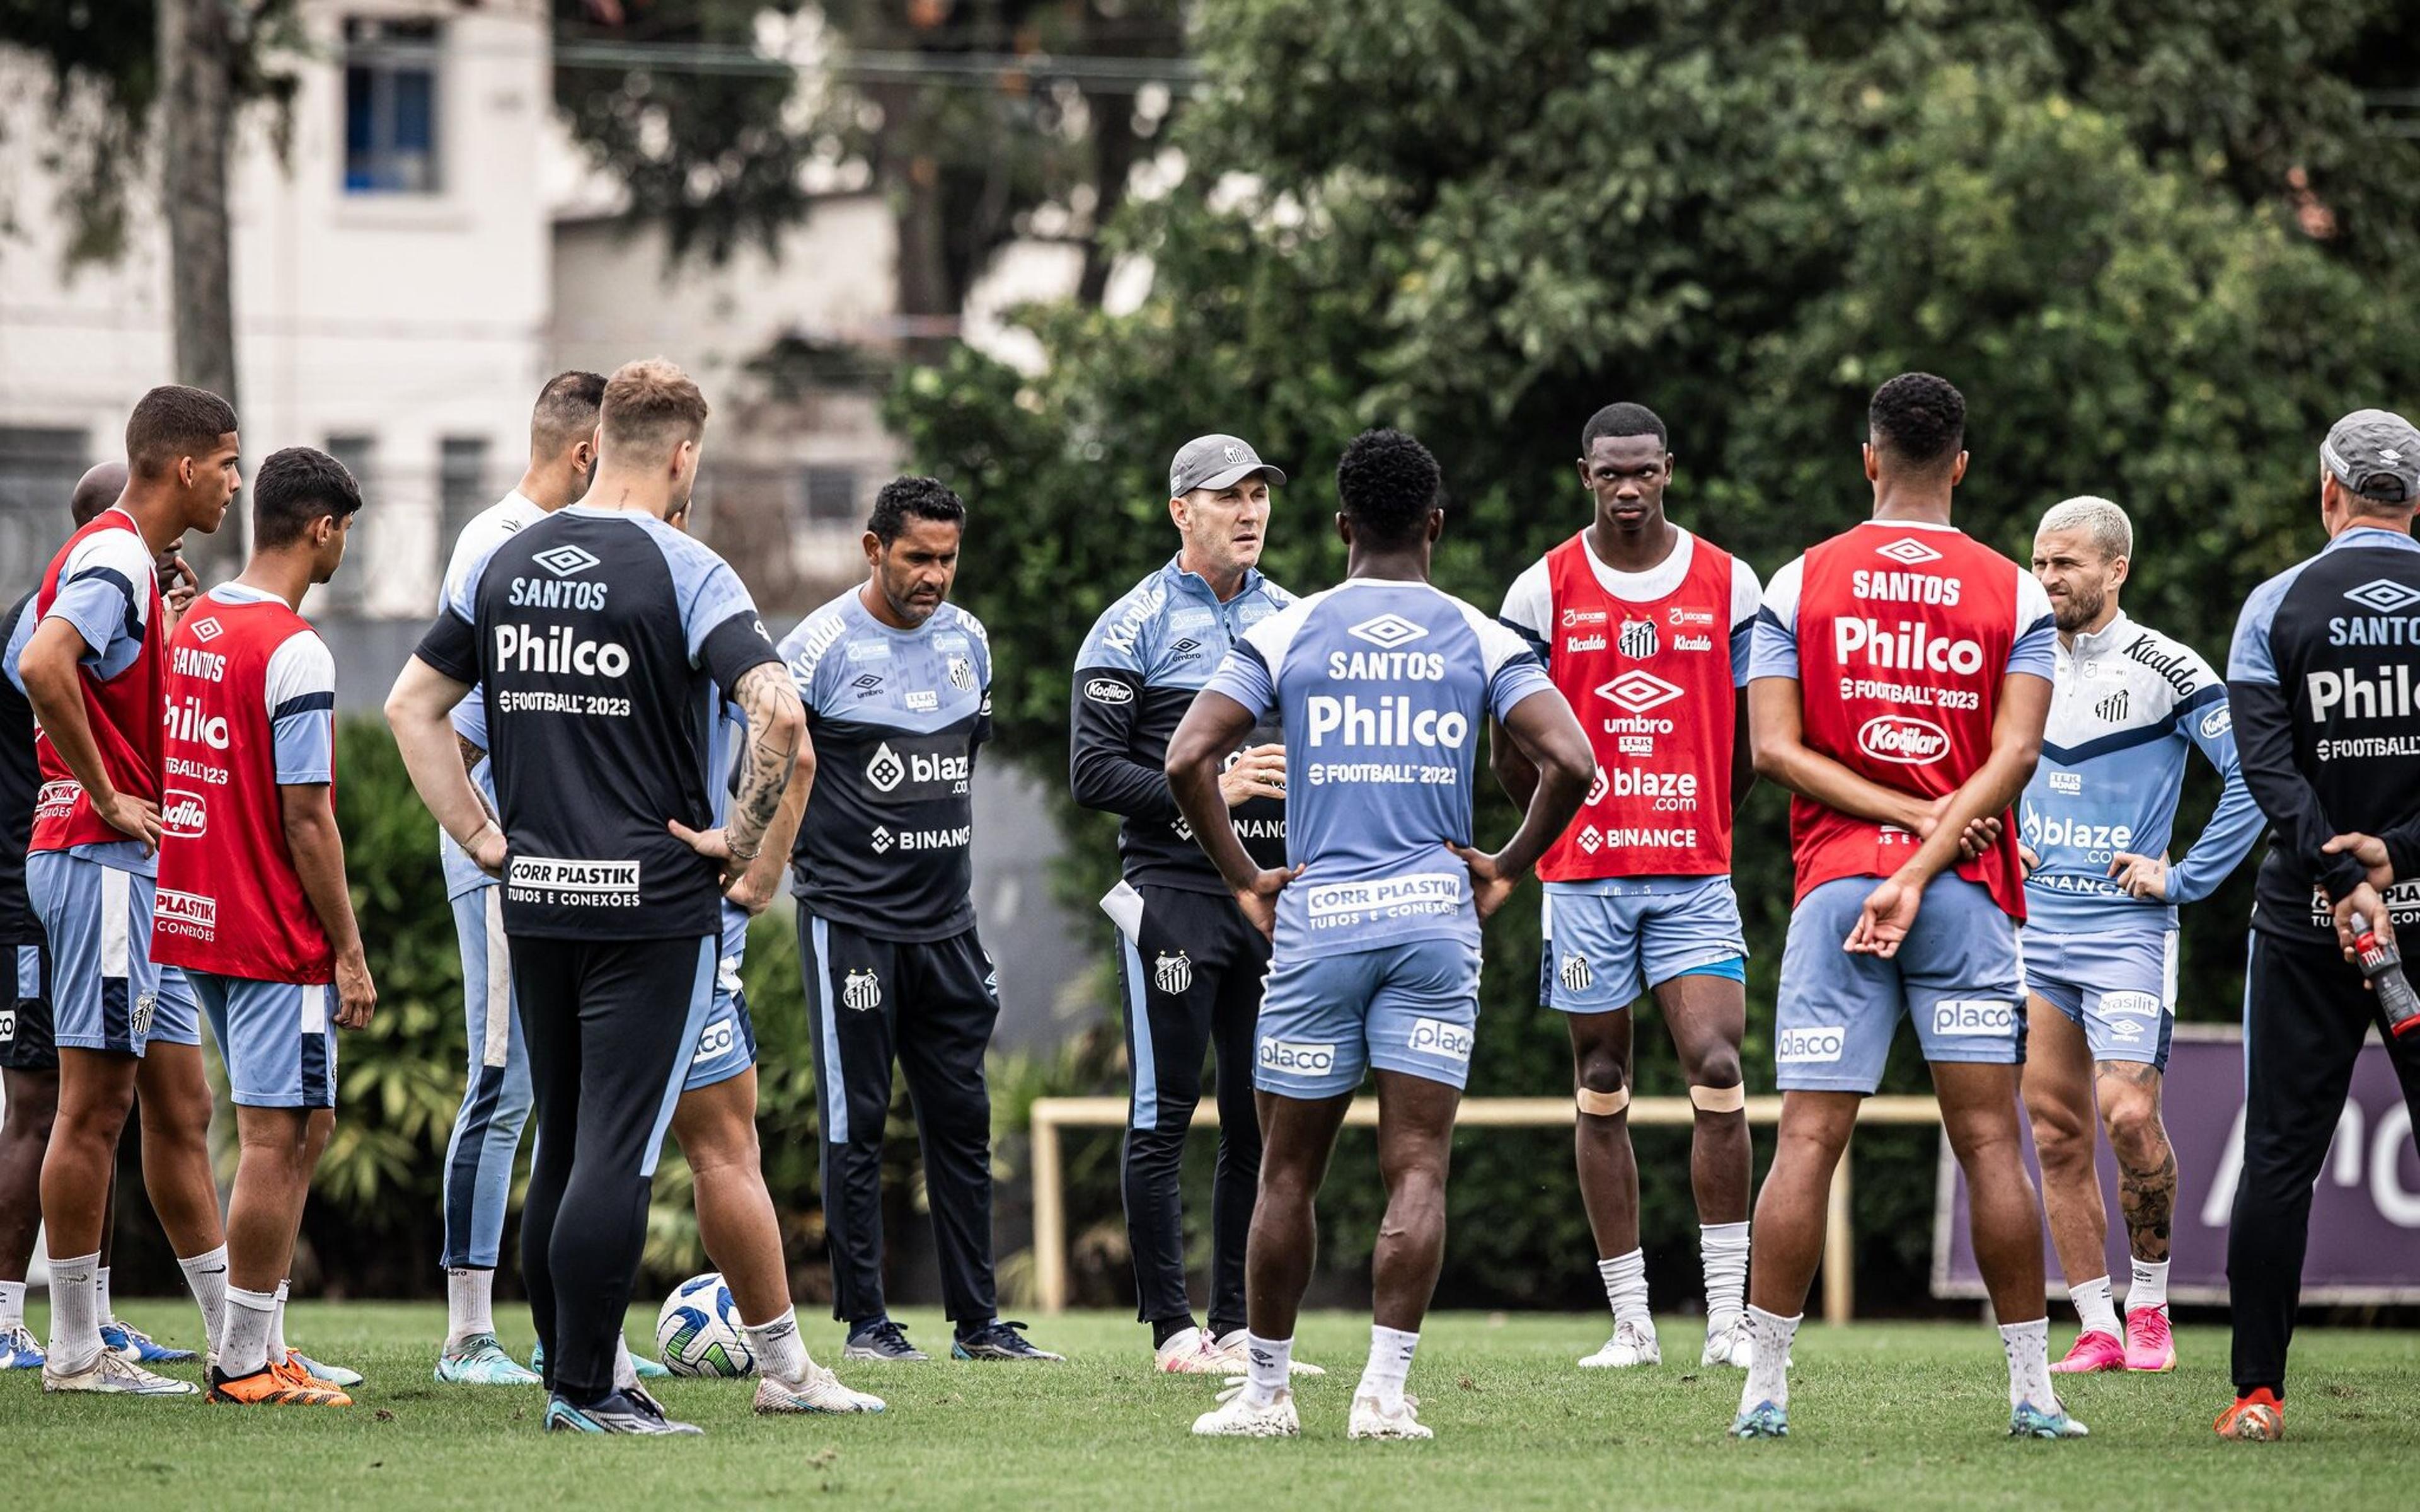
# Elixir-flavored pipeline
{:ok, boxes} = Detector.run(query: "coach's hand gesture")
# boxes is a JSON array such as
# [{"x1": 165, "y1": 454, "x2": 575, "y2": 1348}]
[
  {"x1": 335, "y1": 949, "x2": 377, "y2": 1030},
  {"x1": 1846, "y1": 869, "x2": 1924, "y2": 957},
  {"x1": 1447, "y1": 842, "x2": 1521, "y2": 922},
  {"x1": 669, "y1": 819, "x2": 751, "y2": 890},
  {"x1": 1220, "y1": 743, "x2": 1287, "y2": 807},
  {"x1": 2324, "y1": 832, "x2": 2394, "y2": 892},
  {"x1": 1231, "y1": 862, "x2": 1300, "y2": 939}
]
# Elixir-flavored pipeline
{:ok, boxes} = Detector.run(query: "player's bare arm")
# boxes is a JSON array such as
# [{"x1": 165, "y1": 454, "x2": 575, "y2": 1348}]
[
  {"x1": 726, "y1": 739, "x2": 814, "y2": 915},
  {"x1": 1487, "y1": 713, "x2": 1540, "y2": 808},
  {"x1": 1450, "y1": 689, "x2": 1593, "y2": 920},
  {"x1": 1168, "y1": 688, "x2": 1295, "y2": 936},
  {"x1": 386, "y1": 655, "x2": 505, "y2": 874},
  {"x1": 1748, "y1": 675, "x2": 1932, "y2": 831},
  {"x1": 1847, "y1": 671, "x2": 2051, "y2": 956},
  {"x1": 281, "y1": 781, "x2": 375, "y2": 1029},
  {"x1": 18, "y1": 614, "x2": 159, "y2": 850},
  {"x1": 669, "y1": 661, "x2": 805, "y2": 887}
]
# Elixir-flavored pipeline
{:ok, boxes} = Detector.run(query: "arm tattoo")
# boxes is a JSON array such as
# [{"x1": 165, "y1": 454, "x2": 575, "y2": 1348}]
[
  {"x1": 729, "y1": 662, "x2": 802, "y2": 859},
  {"x1": 458, "y1": 734, "x2": 486, "y2": 777}
]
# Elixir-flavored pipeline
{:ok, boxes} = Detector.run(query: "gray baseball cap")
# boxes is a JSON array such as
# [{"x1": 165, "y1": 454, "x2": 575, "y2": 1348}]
[
  {"x1": 1169, "y1": 434, "x2": 1286, "y2": 498},
  {"x1": 2322, "y1": 408, "x2": 2420, "y2": 505}
]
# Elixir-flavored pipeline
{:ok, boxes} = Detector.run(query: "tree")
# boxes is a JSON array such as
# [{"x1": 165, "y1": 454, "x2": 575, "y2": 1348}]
[{"x1": 889, "y1": 0, "x2": 2420, "y2": 1307}]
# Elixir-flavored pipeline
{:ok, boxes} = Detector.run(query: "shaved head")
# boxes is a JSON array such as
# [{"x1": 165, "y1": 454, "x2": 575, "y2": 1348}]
[
  {"x1": 71, "y1": 461, "x2": 128, "y2": 525},
  {"x1": 531, "y1": 369, "x2": 608, "y2": 463}
]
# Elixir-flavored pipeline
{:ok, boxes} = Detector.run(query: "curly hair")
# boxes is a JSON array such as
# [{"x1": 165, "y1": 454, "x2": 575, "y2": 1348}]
[
  {"x1": 1335, "y1": 428, "x2": 1442, "y2": 546},
  {"x1": 868, "y1": 474, "x2": 967, "y2": 545},
  {"x1": 1867, "y1": 372, "x2": 1965, "y2": 471}
]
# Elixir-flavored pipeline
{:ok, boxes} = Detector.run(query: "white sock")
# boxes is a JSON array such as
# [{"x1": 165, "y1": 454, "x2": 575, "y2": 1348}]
[
  {"x1": 2068, "y1": 1275, "x2": 2119, "y2": 1339},
  {"x1": 1739, "y1": 1306, "x2": 1799, "y2": 1415},
  {"x1": 0, "y1": 1279, "x2": 25, "y2": 1329},
  {"x1": 613, "y1": 1335, "x2": 640, "y2": 1392},
  {"x1": 1701, "y1": 1222, "x2": 1749, "y2": 1329},
  {"x1": 2128, "y1": 1257, "x2": 2170, "y2": 1314},
  {"x1": 222, "y1": 1286, "x2": 277, "y2": 1378},
  {"x1": 1242, "y1": 1332, "x2": 1292, "y2": 1407},
  {"x1": 1357, "y1": 1324, "x2": 1419, "y2": 1411},
  {"x1": 176, "y1": 1247, "x2": 230, "y2": 1358},
  {"x1": 2000, "y1": 1317, "x2": 2053, "y2": 1413},
  {"x1": 45, "y1": 1251, "x2": 102, "y2": 1373},
  {"x1": 744, "y1": 1308, "x2": 809, "y2": 1382},
  {"x1": 1597, "y1": 1248, "x2": 1651, "y2": 1329},
  {"x1": 445, "y1": 1266, "x2": 495, "y2": 1348},
  {"x1": 271, "y1": 1280, "x2": 291, "y2": 1359},
  {"x1": 95, "y1": 1265, "x2": 114, "y2": 1324}
]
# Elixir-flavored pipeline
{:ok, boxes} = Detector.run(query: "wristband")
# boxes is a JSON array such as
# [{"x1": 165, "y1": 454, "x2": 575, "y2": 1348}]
[
  {"x1": 727, "y1": 840, "x2": 762, "y2": 864},
  {"x1": 457, "y1": 820, "x2": 499, "y2": 852}
]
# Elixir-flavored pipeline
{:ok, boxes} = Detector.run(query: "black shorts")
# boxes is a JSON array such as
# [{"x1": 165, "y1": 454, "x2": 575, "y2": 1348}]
[{"x1": 0, "y1": 938, "x2": 54, "y2": 1072}]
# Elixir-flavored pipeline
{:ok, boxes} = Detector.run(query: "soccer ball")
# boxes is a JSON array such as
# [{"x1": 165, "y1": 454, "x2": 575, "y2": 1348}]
[{"x1": 654, "y1": 1273, "x2": 756, "y2": 1378}]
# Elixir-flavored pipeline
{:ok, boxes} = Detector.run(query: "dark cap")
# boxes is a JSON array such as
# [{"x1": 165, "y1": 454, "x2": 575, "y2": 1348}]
[
  {"x1": 2322, "y1": 408, "x2": 2420, "y2": 505},
  {"x1": 1169, "y1": 435, "x2": 1286, "y2": 498}
]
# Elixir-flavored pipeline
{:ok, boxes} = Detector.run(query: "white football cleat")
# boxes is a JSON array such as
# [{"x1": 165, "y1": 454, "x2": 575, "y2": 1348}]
[
  {"x1": 1579, "y1": 1318, "x2": 1660, "y2": 1368},
  {"x1": 1155, "y1": 1327, "x2": 1229, "y2": 1375},
  {"x1": 42, "y1": 1350, "x2": 199, "y2": 1396},
  {"x1": 754, "y1": 1361, "x2": 885, "y2": 1414},
  {"x1": 1347, "y1": 1392, "x2": 1432, "y2": 1441},
  {"x1": 1702, "y1": 1315, "x2": 1753, "y2": 1368},
  {"x1": 1211, "y1": 1328, "x2": 1325, "y2": 1377},
  {"x1": 1192, "y1": 1380, "x2": 1300, "y2": 1438}
]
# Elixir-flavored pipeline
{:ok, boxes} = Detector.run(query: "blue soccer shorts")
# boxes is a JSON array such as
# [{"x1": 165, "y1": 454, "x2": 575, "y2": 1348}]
[
  {"x1": 1774, "y1": 874, "x2": 2026, "y2": 1093},
  {"x1": 27, "y1": 851, "x2": 196, "y2": 1055},
  {"x1": 1255, "y1": 937, "x2": 1481, "y2": 1099},
  {"x1": 1538, "y1": 877, "x2": 1748, "y2": 1012},
  {"x1": 2020, "y1": 926, "x2": 2177, "y2": 1070},
  {"x1": 190, "y1": 971, "x2": 337, "y2": 1108}
]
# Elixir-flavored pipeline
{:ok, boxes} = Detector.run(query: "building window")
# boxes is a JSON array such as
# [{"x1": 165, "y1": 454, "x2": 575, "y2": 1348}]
[
  {"x1": 439, "y1": 437, "x2": 490, "y2": 553},
  {"x1": 800, "y1": 466, "x2": 861, "y2": 527},
  {"x1": 0, "y1": 427, "x2": 91, "y2": 588},
  {"x1": 344, "y1": 18, "x2": 442, "y2": 195},
  {"x1": 321, "y1": 434, "x2": 377, "y2": 609}
]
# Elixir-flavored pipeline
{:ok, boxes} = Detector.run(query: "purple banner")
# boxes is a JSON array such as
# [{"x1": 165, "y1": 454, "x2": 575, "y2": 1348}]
[{"x1": 1935, "y1": 1028, "x2": 2420, "y2": 1304}]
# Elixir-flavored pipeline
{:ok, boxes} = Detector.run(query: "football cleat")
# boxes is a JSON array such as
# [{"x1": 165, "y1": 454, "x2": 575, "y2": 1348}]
[
  {"x1": 528, "y1": 1338, "x2": 668, "y2": 1379},
  {"x1": 2009, "y1": 1400, "x2": 2090, "y2": 1439},
  {"x1": 2215, "y1": 1389, "x2": 2283, "y2": 1442},
  {"x1": 101, "y1": 1320, "x2": 196, "y2": 1364},
  {"x1": 1702, "y1": 1315, "x2": 1753, "y2": 1369},
  {"x1": 1192, "y1": 1379, "x2": 1299, "y2": 1438},
  {"x1": 543, "y1": 1386, "x2": 703, "y2": 1435},
  {"x1": 1, "y1": 1322, "x2": 45, "y2": 1370},
  {"x1": 2123, "y1": 1308, "x2": 2177, "y2": 1373},
  {"x1": 951, "y1": 1320, "x2": 1064, "y2": 1361},
  {"x1": 1579, "y1": 1318, "x2": 1660, "y2": 1369},
  {"x1": 209, "y1": 1363, "x2": 350, "y2": 1406},
  {"x1": 841, "y1": 1318, "x2": 929, "y2": 1363},
  {"x1": 754, "y1": 1362, "x2": 887, "y2": 1414},
  {"x1": 1347, "y1": 1392, "x2": 1432, "y2": 1441},
  {"x1": 435, "y1": 1333, "x2": 543, "y2": 1385},
  {"x1": 1730, "y1": 1400, "x2": 1789, "y2": 1438},
  {"x1": 1212, "y1": 1328, "x2": 1325, "y2": 1377},
  {"x1": 286, "y1": 1349, "x2": 362, "y2": 1389},
  {"x1": 1154, "y1": 1327, "x2": 1229, "y2": 1375},
  {"x1": 2049, "y1": 1329, "x2": 2126, "y2": 1374},
  {"x1": 43, "y1": 1350, "x2": 200, "y2": 1396}
]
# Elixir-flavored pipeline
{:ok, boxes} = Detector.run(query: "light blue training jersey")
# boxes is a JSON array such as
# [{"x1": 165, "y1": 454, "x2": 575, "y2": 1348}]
[
  {"x1": 1203, "y1": 577, "x2": 1556, "y2": 956},
  {"x1": 2019, "y1": 612, "x2": 2263, "y2": 935}
]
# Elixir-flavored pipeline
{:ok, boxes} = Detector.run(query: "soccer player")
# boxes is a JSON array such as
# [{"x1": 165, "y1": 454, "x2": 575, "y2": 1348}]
[
  {"x1": 1495, "y1": 401, "x2": 1762, "y2": 1370},
  {"x1": 1175, "y1": 428, "x2": 1593, "y2": 1441},
  {"x1": 26, "y1": 387, "x2": 236, "y2": 1396},
  {"x1": 147, "y1": 447, "x2": 373, "y2": 1406},
  {"x1": 2217, "y1": 408, "x2": 2420, "y2": 1442},
  {"x1": 1731, "y1": 374, "x2": 2082, "y2": 1441},
  {"x1": 389, "y1": 358, "x2": 805, "y2": 1435},
  {"x1": 429, "y1": 370, "x2": 608, "y2": 1386},
  {"x1": 781, "y1": 476, "x2": 1059, "y2": 1364},
  {"x1": 1071, "y1": 433, "x2": 1304, "y2": 1373},
  {"x1": 2017, "y1": 496, "x2": 2261, "y2": 1376}
]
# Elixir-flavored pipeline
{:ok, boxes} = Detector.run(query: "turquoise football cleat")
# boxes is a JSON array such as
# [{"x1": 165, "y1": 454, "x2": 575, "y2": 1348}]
[
  {"x1": 1731, "y1": 1400, "x2": 1789, "y2": 1439},
  {"x1": 287, "y1": 1349, "x2": 364, "y2": 1389},
  {"x1": 436, "y1": 1333, "x2": 543, "y2": 1385},
  {"x1": 2009, "y1": 1400, "x2": 2090, "y2": 1439},
  {"x1": 529, "y1": 1339, "x2": 669, "y2": 1380}
]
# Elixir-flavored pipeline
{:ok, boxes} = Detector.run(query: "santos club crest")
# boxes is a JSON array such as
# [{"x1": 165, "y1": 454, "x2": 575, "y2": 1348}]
[
  {"x1": 842, "y1": 968, "x2": 882, "y2": 1012},
  {"x1": 1154, "y1": 949, "x2": 1193, "y2": 995},
  {"x1": 1559, "y1": 953, "x2": 1593, "y2": 994},
  {"x1": 1618, "y1": 619, "x2": 1658, "y2": 659}
]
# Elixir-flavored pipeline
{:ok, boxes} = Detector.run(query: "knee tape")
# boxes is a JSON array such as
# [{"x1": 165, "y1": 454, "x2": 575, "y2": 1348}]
[
  {"x1": 1576, "y1": 1086, "x2": 1629, "y2": 1118},
  {"x1": 1690, "y1": 1083, "x2": 1746, "y2": 1114}
]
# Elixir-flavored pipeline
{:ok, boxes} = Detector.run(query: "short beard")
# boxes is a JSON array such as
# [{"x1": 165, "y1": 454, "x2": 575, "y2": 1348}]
[{"x1": 2054, "y1": 588, "x2": 2105, "y2": 633}]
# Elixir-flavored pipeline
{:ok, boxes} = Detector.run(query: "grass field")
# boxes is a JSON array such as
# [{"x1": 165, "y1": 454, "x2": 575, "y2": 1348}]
[{"x1": 6, "y1": 1302, "x2": 2416, "y2": 1510}]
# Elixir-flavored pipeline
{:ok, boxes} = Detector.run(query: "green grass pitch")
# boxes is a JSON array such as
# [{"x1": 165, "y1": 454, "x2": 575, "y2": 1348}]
[{"x1": 6, "y1": 1303, "x2": 2416, "y2": 1510}]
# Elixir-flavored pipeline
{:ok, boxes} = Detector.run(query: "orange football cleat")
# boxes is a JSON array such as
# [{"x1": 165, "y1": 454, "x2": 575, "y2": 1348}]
[
  {"x1": 2215, "y1": 1388, "x2": 2283, "y2": 1441},
  {"x1": 209, "y1": 1363, "x2": 352, "y2": 1406}
]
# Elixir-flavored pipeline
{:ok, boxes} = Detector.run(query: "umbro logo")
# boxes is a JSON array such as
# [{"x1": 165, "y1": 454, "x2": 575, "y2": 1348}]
[
  {"x1": 1595, "y1": 669, "x2": 1685, "y2": 714},
  {"x1": 188, "y1": 617, "x2": 223, "y2": 643},
  {"x1": 1876, "y1": 537, "x2": 1942, "y2": 566},
  {"x1": 533, "y1": 545, "x2": 601, "y2": 578},
  {"x1": 1171, "y1": 638, "x2": 1202, "y2": 656},
  {"x1": 1347, "y1": 613, "x2": 1428, "y2": 650},
  {"x1": 2342, "y1": 578, "x2": 2420, "y2": 614},
  {"x1": 851, "y1": 673, "x2": 883, "y2": 692}
]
